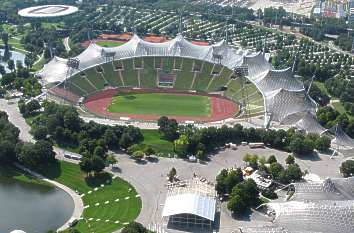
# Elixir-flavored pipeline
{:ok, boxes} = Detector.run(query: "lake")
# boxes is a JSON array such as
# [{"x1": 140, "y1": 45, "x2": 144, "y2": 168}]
[{"x1": 0, "y1": 177, "x2": 74, "y2": 233}]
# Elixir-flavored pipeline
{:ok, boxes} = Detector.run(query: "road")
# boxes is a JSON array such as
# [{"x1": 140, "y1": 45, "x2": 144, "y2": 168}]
[{"x1": 63, "y1": 37, "x2": 71, "y2": 52}]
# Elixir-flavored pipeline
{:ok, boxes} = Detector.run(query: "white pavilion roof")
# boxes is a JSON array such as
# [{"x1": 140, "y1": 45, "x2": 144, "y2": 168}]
[{"x1": 162, "y1": 192, "x2": 216, "y2": 221}]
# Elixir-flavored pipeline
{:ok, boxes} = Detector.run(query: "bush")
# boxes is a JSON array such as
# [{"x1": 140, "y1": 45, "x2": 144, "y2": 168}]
[
  {"x1": 340, "y1": 160, "x2": 354, "y2": 177},
  {"x1": 261, "y1": 189, "x2": 278, "y2": 199}
]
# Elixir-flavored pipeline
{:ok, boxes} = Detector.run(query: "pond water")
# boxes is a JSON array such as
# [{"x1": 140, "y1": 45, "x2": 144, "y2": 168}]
[
  {"x1": 0, "y1": 177, "x2": 74, "y2": 233},
  {"x1": 0, "y1": 49, "x2": 26, "y2": 73}
]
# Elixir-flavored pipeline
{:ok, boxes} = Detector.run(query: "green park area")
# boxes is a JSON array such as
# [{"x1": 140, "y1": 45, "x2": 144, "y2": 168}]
[
  {"x1": 108, "y1": 93, "x2": 211, "y2": 117},
  {"x1": 37, "y1": 161, "x2": 142, "y2": 233}
]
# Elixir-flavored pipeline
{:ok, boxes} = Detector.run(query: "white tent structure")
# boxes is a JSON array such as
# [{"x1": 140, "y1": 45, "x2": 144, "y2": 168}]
[
  {"x1": 162, "y1": 179, "x2": 217, "y2": 230},
  {"x1": 37, "y1": 34, "x2": 317, "y2": 127}
]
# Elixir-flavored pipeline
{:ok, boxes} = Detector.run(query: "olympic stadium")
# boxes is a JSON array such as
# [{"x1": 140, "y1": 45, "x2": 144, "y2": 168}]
[{"x1": 38, "y1": 34, "x2": 323, "y2": 131}]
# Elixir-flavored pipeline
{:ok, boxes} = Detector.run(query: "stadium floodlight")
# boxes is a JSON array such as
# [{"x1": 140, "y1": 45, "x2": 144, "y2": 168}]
[
  {"x1": 234, "y1": 66, "x2": 249, "y2": 78},
  {"x1": 102, "y1": 50, "x2": 116, "y2": 62},
  {"x1": 67, "y1": 58, "x2": 80, "y2": 70},
  {"x1": 212, "y1": 53, "x2": 223, "y2": 64}
]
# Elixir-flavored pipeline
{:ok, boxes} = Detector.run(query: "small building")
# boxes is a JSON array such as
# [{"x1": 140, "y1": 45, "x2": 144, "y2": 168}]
[{"x1": 162, "y1": 179, "x2": 217, "y2": 231}]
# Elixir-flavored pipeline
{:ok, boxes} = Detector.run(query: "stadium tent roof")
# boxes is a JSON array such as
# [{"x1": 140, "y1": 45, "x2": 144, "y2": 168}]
[
  {"x1": 329, "y1": 124, "x2": 354, "y2": 149},
  {"x1": 18, "y1": 5, "x2": 78, "y2": 18},
  {"x1": 293, "y1": 111, "x2": 327, "y2": 134},
  {"x1": 268, "y1": 200, "x2": 354, "y2": 233},
  {"x1": 37, "y1": 34, "x2": 317, "y2": 126},
  {"x1": 10, "y1": 230, "x2": 27, "y2": 233},
  {"x1": 162, "y1": 193, "x2": 216, "y2": 221}
]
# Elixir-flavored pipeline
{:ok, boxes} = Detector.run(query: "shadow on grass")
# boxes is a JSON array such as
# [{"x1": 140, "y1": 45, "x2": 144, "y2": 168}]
[
  {"x1": 34, "y1": 161, "x2": 62, "y2": 179},
  {"x1": 85, "y1": 172, "x2": 112, "y2": 188},
  {"x1": 123, "y1": 95, "x2": 137, "y2": 100}
]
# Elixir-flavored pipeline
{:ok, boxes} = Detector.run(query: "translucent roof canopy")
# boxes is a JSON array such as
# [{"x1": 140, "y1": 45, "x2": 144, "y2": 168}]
[{"x1": 162, "y1": 193, "x2": 216, "y2": 221}]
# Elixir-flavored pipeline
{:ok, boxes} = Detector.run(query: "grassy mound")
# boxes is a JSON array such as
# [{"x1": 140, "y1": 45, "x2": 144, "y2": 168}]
[
  {"x1": 38, "y1": 161, "x2": 141, "y2": 233},
  {"x1": 108, "y1": 92, "x2": 211, "y2": 117}
]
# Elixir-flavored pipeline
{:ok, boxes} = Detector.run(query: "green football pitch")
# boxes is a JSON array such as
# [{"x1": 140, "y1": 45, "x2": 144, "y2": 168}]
[{"x1": 107, "y1": 93, "x2": 211, "y2": 116}]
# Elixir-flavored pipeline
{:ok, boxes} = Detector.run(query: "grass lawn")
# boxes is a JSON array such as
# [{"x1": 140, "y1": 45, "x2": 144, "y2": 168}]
[
  {"x1": 37, "y1": 161, "x2": 142, "y2": 233},
  {"x1": 332, "y1": 101, "x2": 346, "y2": 114},
  {"x1": 314, "y1": 81, "x2": 330, "y2": 96},
  {"x1": 108, "y1": 93, "x2": 211, "y2": 117},
  {"x1": 96, "y1": 41, "x2": 126, "y2": 47},
  {"x1": 141, "y1": 129, "x2": 174, "y2": 156}
]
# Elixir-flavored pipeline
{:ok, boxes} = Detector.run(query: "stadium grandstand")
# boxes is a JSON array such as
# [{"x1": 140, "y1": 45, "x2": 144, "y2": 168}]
[{"x1": 38, "y1": 34, "x2": 317, "y2": 129}]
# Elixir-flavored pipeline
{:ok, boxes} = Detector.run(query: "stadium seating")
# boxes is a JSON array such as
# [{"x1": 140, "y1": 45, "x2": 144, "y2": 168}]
[
  {"x1": 62, "y1": 56, "x2": 263, "y2": 117},
  {"x1": 140, "y1": 57, "x2": 158, "y2": 88},
  {"x1": 174, "y1": 58, "x2": 195, "y2": 89},
  {"x1": 85, "y1": 67, "x2": 106, "y2": 90},
  {"x1": 173, "y1": 57, "x2": 183, "y2": 70},
  {"x1": 66, "y1": 73, "x2": 97, "y2": 96},
  {"x1": 207, "y1": 68, "x2": 233, "y2": 92},
  {"x1": 120, "y1": 59, "x2": 139, "y2": 87},
  {"x1": 101, "y1": 62, "x2": 124, "y2": 87},
  {"x1": 192, "y1": 62, "x2": 214, "y2": 91}
]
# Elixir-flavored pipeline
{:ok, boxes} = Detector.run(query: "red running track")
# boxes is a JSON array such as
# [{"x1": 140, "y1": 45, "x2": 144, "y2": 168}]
[{"x1": 84, "y1": 88, "x2": 239, "y2": 123}]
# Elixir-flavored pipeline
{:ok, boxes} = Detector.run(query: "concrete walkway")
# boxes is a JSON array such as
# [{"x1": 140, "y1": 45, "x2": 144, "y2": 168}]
[{"x1": 15, "y1": 163, "x2": 84, "y2": 232}]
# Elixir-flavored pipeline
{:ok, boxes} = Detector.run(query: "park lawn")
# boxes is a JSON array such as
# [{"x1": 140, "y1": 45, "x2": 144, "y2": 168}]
[
  {"x1": 32, "y1": 55, "x2": 46, "y2": 71},
  {"x1": 108, "y1": 93, "x2": 211, "y2": 117},
  {"x1": 141, "y1": 129, "x2": 174, "y2": 156},
  {"x1": 36, "y1": 161, "x2": 142, "y2": 233},
  {"x1": 332, "y1": 101, "x2": 346, "y2": 114},
  {"x1": 96, "y1": 41, "x2": 126, "y2": 47}
]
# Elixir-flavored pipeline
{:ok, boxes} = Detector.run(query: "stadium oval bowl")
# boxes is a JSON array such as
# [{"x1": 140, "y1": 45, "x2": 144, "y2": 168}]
[{"x1": 18, "y1": 5, "x2": 78, "y2": 18}]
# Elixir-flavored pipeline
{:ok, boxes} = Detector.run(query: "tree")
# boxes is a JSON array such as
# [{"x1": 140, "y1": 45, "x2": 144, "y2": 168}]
[
  {"x1": 225, "y1": 168, "x2": 244, "y2": 194},
  {"x1": 289, "y1": 137, "x2": 314, "y2": 155},
  {"x1": 285, "y1": 163, "x2": 303, "y2": 182},
  {"x1": 91, "y1": 155, "x2": 106, "y2": 174},
  {"x1": 168, "y1": 167, "x2": 177, "y2": 182},
  {"x1": 267, "y1": 155, "x2": 277, "y2": 164},
  {"x1": 0, "y1": 140, "x2": 16, "y2": 163},
  {"x1": 127, "y1": 144, "x2": 141, "y2": 155},
  {"x1": 340, "y1": 160, "x2": 354, "y2": 177},
  {"x1": 143, "y1": 145, "x2": 155, "y2": 158},
  {"x1": 268, "y1": 162, "x2": 284, "y2": 180},
  {"x1": 80, "y1": 156, "x2": 93, "y2": 176},
  {"x1": 227, "y1": 194, "x2": 247, "y2": 216},
  {"x1": 121, "y1": 222, "x2": 148, "y2": 233},
  {"x1": 26, "y1": 99, "x2": 41, "y2": 115},
  {"x1": 132, "y1": 150, "x2": 144, "y2": 160},
  {"x1": 103, "y1": 128, "x2": 118, "y2": 149},
  {"x1": 31, "y1": 125, "x2": 48, "y2": 140},
  {"x1": 0, "y1": 64, "x2": 5, "y2": 75},
  {"x1": 315, "y1": 136, "x2": 331, "y2": 152},
  {"x1": 285, "y1": 155, "x2": 295, "y2": 165},
  {"x1": 106, "y1": 154, "x2": 118, "y2": 167},
  {"x1": 227, "y1": 179, "x2": 259, "y2": 216},
  {"x1": 174, "y1": 134, "x2": 189, "y2": 158},
  {"x1": 94, "y1": 146, "x2": 105, "y2": 158},
  {"x1": 158, "y1": 116, "x2": 179, "y2": 141},
  {"x1": 7, "y1": 59, "x2": 15, "y2": 71}
]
